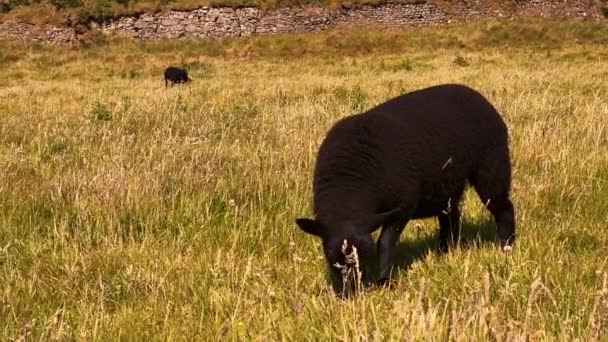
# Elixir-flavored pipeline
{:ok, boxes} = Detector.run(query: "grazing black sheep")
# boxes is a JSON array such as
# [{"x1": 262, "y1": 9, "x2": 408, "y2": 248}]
[
  {"x1": 296, "y1": 83, "x2": 515, "y2": 294},
  {"x1": 164, "y1": 66, "x2": 190, "y2": 87}
]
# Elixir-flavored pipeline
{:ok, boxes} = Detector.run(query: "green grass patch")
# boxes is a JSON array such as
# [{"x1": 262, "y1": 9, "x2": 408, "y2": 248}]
[{"x1": 0, "y1": 19, "x2": 607, "y2": 339}]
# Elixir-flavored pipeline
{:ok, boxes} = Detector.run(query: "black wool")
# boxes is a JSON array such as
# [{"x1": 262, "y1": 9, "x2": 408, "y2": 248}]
[
  {"x1": 164, "y1": 67, "x2": 190, "y2": 87},
  {"x1": 297, "y1": 83, "x2": 515, "y2": 294}
]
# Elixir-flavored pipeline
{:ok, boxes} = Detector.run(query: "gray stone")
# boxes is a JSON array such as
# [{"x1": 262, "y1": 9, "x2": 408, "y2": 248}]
[{"x1": 161, "y1": 19, "x2": 177, "y2": 26}]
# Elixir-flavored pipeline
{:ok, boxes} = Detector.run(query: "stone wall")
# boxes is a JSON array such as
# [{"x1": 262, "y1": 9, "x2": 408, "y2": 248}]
[
  {"x1": 100, "y1": 3, "x2": 449, "y2": 39},
  {"x1": 515, "y1": 0, "x2": 596, "y2": 17},
  {"x1": 0, "y1": 0, "x2": 602, "y2": 44},
  {"x1": 102, "y1": 0, "x2": 601, "y2": 40},
  {"x1": 0, "y1": 21, "x2": 79, "y2": 44}
]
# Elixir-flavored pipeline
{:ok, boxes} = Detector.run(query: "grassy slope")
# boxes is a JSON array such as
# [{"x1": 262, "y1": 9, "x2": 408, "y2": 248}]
[{"x1": 1, "y1": 19, "x2": 607, "y2": 340}]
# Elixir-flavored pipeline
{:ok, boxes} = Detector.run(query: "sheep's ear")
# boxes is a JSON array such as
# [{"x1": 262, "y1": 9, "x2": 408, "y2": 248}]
[
  {"x1": 296, "y1": 218, "x2": 325, "y2": 238},
  {"x1": 365, "y1": 208, "x2": 402, "y2": 234}
]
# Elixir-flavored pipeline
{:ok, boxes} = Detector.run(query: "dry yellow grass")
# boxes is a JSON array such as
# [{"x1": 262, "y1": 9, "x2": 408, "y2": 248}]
[{"x1": 0, "y1": 20, "x2": 607, "y2": 340}]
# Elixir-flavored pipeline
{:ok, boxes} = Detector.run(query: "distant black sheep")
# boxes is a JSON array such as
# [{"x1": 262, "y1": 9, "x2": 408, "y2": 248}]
[
  {"x1": 296, "y1": 83, "x2": 515, "y2": 294},
  {"x1": 164, "y1": 66, "x2": 190, "y2": 87}
]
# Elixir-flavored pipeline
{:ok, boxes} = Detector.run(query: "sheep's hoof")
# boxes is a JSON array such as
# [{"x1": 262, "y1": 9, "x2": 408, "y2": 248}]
[
  {"x1": 378, "y1": 277, "x2": 390, "y2": 287},
  {"x1": 502, "y1": 245, "x2": 513, "y2": 252}
]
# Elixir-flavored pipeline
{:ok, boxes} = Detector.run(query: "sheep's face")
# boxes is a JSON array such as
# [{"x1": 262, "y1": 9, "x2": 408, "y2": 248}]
[
  {"x1": 296, "y1": 208, "x2": 401, "y2": 295},
  {"x1": 295, "y1": 220, "x2": 379, "y2": 295},
  {"x1": 322, "y1": 232, "x2": 378, "y2": 295}
]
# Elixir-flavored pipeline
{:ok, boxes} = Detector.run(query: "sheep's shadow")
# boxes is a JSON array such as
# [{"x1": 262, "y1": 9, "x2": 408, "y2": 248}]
[{"x1": 390, "y1": 218, "x2": 498, "y2": 274}]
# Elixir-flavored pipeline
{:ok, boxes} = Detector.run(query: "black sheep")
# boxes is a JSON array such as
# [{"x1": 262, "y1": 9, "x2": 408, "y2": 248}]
[
  {"x1": 164, "y1": 66, "x2": 190, "y2": 87},
  {"x1": 296, "y1": 83, "x2": 515, "y2": 294}
]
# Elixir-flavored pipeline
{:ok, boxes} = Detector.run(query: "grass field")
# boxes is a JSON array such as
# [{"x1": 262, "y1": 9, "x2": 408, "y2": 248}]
[{"x1": 1, "y1": 19, "x2": 607, "y2": 340}]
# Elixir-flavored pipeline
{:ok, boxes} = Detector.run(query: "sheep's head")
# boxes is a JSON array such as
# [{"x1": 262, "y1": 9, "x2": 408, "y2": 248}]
[{"x1": 296, "y1": 209, "x2": 401, "y2": 296}]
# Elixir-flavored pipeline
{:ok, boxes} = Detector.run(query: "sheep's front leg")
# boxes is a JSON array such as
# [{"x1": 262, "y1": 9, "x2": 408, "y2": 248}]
[
  {"x1": 377, "y1": 218, "x2": 408, "y2": 285},
  {"x1": 438, "y1": 205, "x2": 461, "y2": 253}
]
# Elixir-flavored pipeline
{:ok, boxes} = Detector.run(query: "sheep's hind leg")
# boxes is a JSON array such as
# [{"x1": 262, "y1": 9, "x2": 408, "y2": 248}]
[
  {"x1": 488, "y1": 197, "x2": 515, "y2": 250},
  {"x1": 470, "y1": 147, "x2": 516, "y2": 250},
  {"x1": 377, "y1": 217, "x2": 408, "y2": 285}
]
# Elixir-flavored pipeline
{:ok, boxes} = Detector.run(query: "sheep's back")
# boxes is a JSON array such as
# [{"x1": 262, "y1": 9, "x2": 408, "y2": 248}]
[{"x1": 312, "y1": 84, "x2": 509, "y2": 218}]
